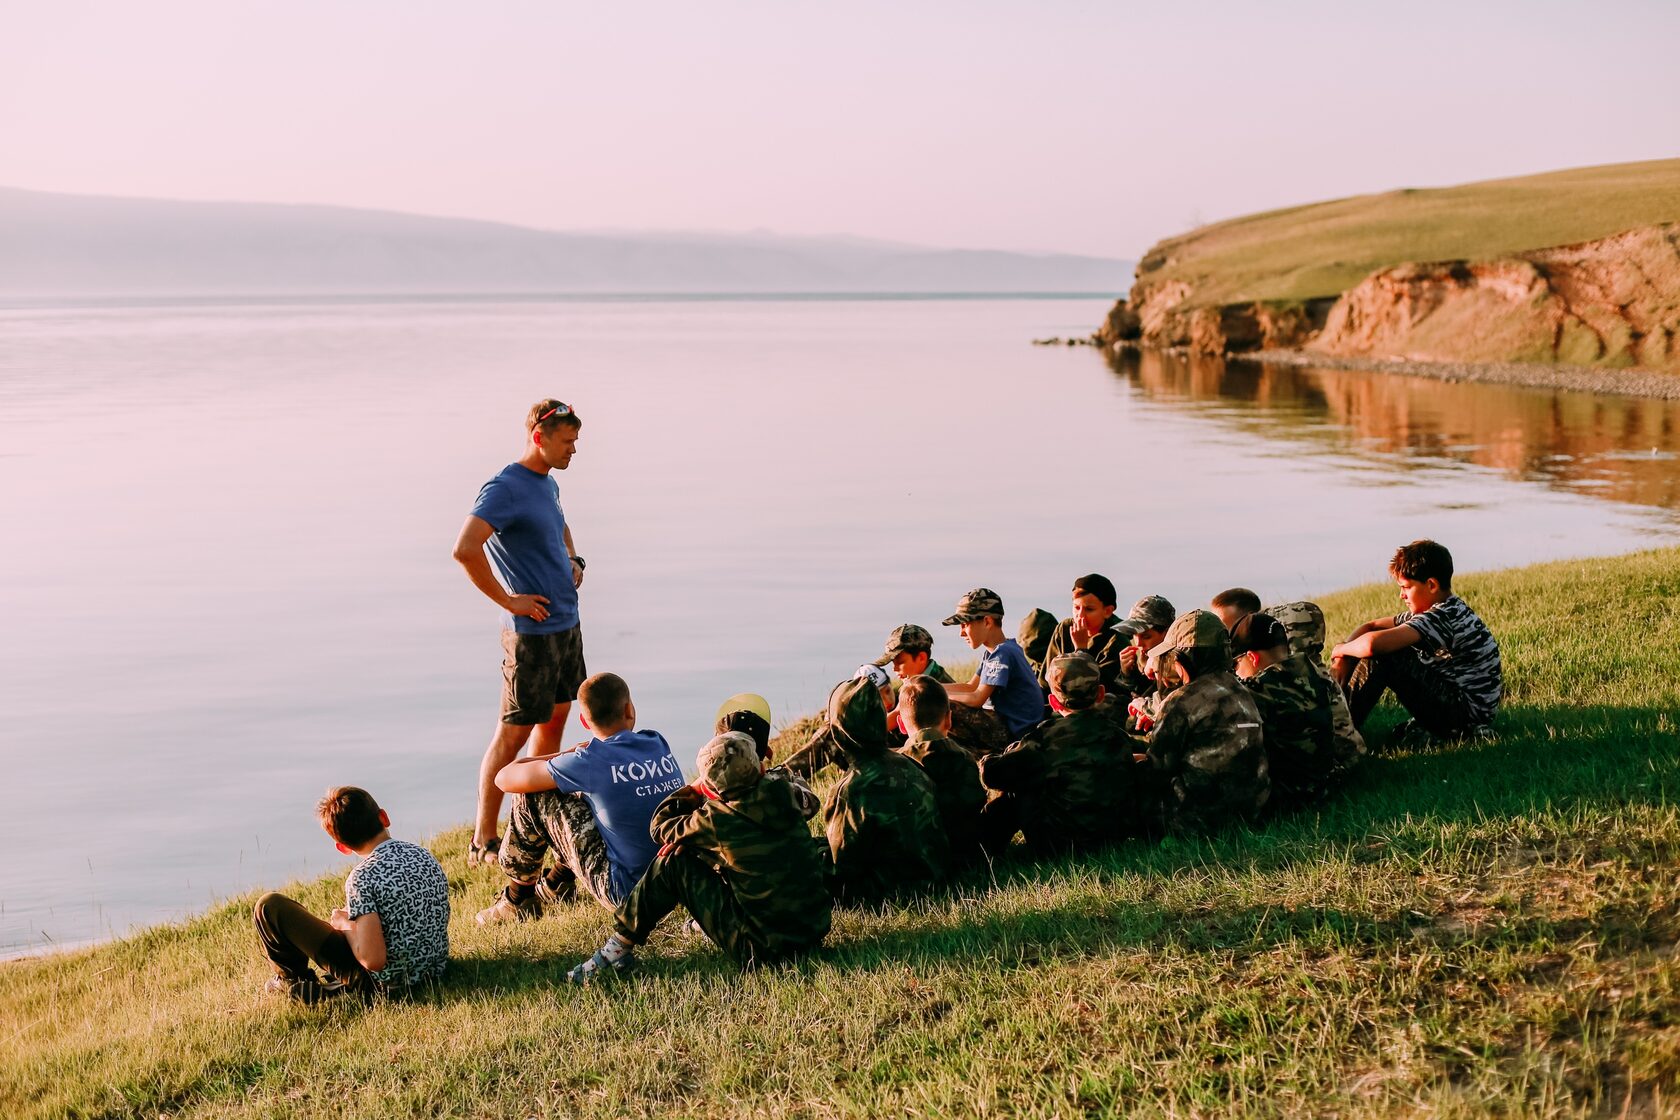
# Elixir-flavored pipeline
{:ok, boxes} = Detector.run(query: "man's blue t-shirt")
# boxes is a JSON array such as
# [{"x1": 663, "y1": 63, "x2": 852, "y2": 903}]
[
  {"x1": 469, "y1": 463, "x2": 579, "y2": 635},
  {"x1": 545, "y1": 729, "x2": 682, "y2": 900},
  {"x1": 979, "y1": 638, "x2": 1048, "y2": 735}
]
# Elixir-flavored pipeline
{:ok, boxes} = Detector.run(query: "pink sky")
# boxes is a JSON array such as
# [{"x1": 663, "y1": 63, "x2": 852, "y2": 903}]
[{"x1": 3, "y1": 0, "x2": 1676, "y2": 258}]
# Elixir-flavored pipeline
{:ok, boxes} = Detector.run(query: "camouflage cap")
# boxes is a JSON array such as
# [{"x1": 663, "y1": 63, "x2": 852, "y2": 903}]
[
  {"x1": 697, "y1": 732, "x2": 763, "y2": 797},
  {"x1": 1047, "y1": 653, "x2": 1102, "y2": 708},
  {"x1": 1150, "y1": 609, "x2": 1231, "y2": 664},
  {"x1": 942, "y1": 587, "x2": 1005, "y2": 626},
  {"x1": 1115, "y1": 594, "x2": 1177, "y2": 638},
  {"x1": 874, "y1": 623, "x2": 934, "y2": 666},
  {"x1": 1229, "y1": 611, "x2": 1290, "y2": 655}
]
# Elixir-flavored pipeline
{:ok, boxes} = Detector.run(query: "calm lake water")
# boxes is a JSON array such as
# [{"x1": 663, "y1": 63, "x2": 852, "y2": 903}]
[{"x1": 3, "y1": 295, "x2": 1678, "y2": 955}]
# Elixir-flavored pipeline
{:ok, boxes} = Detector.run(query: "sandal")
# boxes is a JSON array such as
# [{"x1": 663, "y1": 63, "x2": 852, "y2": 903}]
[{"x1": 466, "y1": 836, "x2": 501, "y2": 869}]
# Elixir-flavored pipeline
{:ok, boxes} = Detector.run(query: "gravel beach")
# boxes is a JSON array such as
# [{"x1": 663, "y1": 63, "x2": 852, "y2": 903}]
[{"x1": 1240, "y1": 347, "x2": 1680, "y2": 401}]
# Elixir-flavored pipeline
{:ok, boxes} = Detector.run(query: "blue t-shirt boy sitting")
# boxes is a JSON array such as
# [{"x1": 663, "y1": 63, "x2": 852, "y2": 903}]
[
  {"x1": 476, "y1": 672, "x2": 682, "y2": 925},
  {"x1": 941, "y1": 587, "x2": 1047, "y2": 739}
]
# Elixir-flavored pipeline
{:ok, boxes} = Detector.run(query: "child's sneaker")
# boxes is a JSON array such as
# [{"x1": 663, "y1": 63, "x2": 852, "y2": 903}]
[
  {"x1": 565, "y1": 949, "x2": 636, "y2": 985},
  {"x1": 263, "y1": 973, "x2": 343, "y2": 1005},
  {"x1": 474, "y1": 886, "x2": 542, "y2": 926}
]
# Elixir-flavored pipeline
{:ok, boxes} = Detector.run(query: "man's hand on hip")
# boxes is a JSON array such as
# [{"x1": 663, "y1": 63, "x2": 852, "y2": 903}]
[{"x1": 505, "y1": 594, "x2": 551, "y2": 623}]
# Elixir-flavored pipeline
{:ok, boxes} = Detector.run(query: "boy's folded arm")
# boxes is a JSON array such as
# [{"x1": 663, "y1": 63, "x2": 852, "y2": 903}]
[
  {"x1": 346, "y1": 912, "x2": 387, "y2": 973},
  {"x1": 1334, "y1": 623, "x2": 1421, "y2": 660},
  {"x1": 951, "y1": 682, "x2": 994, "y2": 708},
  {"x1": 980, "y1": 740, "x2": 1042, "y2": 789},
  {"x1": 496, "y1": 757, "x2": 560, "y2": 793},
  {"x1": 649, "y1": 787, "x2": 713, "y2": 848}
]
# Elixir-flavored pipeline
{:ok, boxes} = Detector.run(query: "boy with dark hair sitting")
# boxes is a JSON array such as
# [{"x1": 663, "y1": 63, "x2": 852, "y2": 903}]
[
  {"x1": 941, "y1": 587, "x2": 1047, "y2": 740},
  {"x1": 477, "y1": 672, "x2": 680, "y2": 924},
  {"x1": 895, "y1": 675, "x2": 987, "y2": 864},
  {"x1": 254, "y1": 787, "x2": 449, "y2": 1003},
  {"x1": 1231, "y1": 612, "x2": 1355, "y2": 810},
  {"x1": 1209, "y1": 587, "x2": 1263, "y2": 631},
  {"x1": 1041, "y1": 574, "x2": 1128, "y2": 693},
  {"x1": 979, "y1": 654, "x2": 1142, "y2": 855},
  {"x1": 823, "y1": 675, "x2": 949, "y2": 904},
  {"x1": 566, "y1": 731, "x2": 832, "y2": 982},
  {"x1": 1330, "y1": 539, "x2": 1502, "y2": 744},
  {"x1": 1145, "y1": 611, "x2": 1270, "y2": 834}
]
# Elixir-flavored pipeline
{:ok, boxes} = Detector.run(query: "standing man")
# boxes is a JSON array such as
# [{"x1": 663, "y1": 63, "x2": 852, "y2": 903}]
[{"x1": 453, "y1": 400, "x2": 587, "y2": 868}]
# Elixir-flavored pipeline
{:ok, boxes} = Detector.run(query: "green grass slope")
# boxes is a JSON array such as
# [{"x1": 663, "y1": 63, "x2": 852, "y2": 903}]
[
  {"x1": 1144, "y1": 159, "x2": 1680, "y2": 307},
  {"x1": 5, "y1": 549, "x2": 1680, "y2": 1119}
]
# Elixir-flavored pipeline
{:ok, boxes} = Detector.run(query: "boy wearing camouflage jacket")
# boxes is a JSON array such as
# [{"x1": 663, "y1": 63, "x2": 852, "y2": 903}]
[
  {"x1": 1039, "y1": 574, "x2": 1129, "y2": 696},
  {"x1": 979, "y1": 654, "x2": 1144, "y2": 855},
  {"x1": 823, "y1": 675, "x2": 950, "y2": 904},
  {"x1": 1230, "y1": 612, "x2": 1353, "y2": 810},
  {"x1": 894, "y1": 675, "x2": 987, "y2": 864},
  {"x1": 1145, "y1": 610, "x2": 1270, "y2": 834},
  {"x1": 566, "y1": 732, "x2": 831, "y2": 981}
]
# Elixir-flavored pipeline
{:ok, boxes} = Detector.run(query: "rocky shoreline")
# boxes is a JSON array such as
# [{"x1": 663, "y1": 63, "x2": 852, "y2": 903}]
[{"x1": 1108, "y1": 340, "x2": 1680, "y2": 401}]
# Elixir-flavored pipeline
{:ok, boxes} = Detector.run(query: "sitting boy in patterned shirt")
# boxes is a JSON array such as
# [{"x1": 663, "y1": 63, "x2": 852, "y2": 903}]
[
  {"x1": 254, "y1": 787, "x2": 450, "y2": 1003},
  {"x1": 1330, "y1": 539, "x2": 1503, "y2": 745}
]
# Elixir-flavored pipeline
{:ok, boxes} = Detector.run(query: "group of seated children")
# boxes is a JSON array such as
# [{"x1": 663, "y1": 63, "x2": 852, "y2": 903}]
[{"x1": 256, "y1": 537, "x2": 1501, "y2": 998}]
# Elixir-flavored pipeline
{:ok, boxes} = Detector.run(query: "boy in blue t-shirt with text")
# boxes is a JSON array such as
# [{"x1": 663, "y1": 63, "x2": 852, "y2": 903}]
[
  {"x1": 476, "y1": 671, "x2": 681, "y2": 924},
  {"x1": 941, "y1": 587, "x2": 1047, "y2": 740}
]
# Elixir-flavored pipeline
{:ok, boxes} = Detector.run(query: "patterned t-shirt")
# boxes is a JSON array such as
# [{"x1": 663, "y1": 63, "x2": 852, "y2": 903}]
[
  {"x1": 344, "y1": 838, "x2": 451, "y2": 985},
  {"x1": 1396, "y1": 596, "x2": 1503, "y2": 724}
]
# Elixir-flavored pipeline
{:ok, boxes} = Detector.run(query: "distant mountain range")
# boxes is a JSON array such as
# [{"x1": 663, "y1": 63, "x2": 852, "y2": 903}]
[{"x1": 0, "y1": 187, "x2": 1131, "y2": 296}]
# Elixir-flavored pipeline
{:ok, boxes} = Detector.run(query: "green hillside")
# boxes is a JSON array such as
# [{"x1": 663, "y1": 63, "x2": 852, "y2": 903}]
[
  {"x1": 1143, "y1": 159, "x2": 1680, "y2": 307},
  {"x1": 5, "y1": 548, "x2": 1680, "y2": 1117}
]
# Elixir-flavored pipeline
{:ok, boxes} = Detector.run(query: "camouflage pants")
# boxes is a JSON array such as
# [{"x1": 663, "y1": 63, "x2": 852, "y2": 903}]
[
  {"x1": 1342, "y1": 651, "x2": 1478, "y2": 741},
  {"x1": 613, "y1": 850, "x2": 814, "y2": 969},
  {"x1": 977, "y1": 793, "x2": 1128, "y2": 857},
  {"x1": 501, "y1": 789, "x2": 618, "y2": 908},
  {"x1": 950, "y1": 705, "x2": 1011, "y2": 757}
]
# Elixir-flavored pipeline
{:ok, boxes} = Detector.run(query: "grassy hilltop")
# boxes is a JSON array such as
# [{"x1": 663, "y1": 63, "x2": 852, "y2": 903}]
[
  {"x1": 1141, "y1": 159, "x2": 1680, "y2": 308},
  {"x1": 6, "y1": 549, "x2": 1680, "y2": 1118}
]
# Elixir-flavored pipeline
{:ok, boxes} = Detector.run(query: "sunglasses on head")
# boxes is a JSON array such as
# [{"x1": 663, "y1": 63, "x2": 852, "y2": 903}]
[{"x1": 538, "y1": 403, "x2": 573, "y2": 422}]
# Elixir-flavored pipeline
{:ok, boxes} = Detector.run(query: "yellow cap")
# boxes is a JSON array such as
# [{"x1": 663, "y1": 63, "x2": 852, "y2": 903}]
[{"x1": 714, "y1": 692, "x2": 771, "y2": 725}]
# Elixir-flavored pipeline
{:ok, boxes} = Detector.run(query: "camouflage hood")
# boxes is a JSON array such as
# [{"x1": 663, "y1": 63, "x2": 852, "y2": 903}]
[
  {"x1": 1263, "y1": 600, "x2": 1328, "y2": 661},
  {"x1": 826, "y1": 676, "x2": 890, "y2": 761},
  {"x1": 1017, "y1": 608, "x2": 1059, "y2": 670}
]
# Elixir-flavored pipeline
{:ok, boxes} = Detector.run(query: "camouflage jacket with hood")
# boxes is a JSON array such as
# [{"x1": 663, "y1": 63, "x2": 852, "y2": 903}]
[
  {"x1": 822, "y1": 677, "x2": 949, "y2": 902},
  {"x1": 649, "y1": 772, "x2": 833, "y2": 953}
]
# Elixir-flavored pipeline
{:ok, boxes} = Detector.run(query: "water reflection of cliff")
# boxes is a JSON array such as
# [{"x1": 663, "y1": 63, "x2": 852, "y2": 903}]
[{"x1": 1106, "y1": 348, "x2": 1680, "y2": 511}]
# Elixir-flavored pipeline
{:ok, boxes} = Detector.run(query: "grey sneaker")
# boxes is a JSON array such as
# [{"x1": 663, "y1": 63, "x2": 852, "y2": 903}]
[
  {"x1": 565, "y1": 949, "x2": 635, "y2": 986},
  {"x1": 474, "y1": 887, "x2": 542, "y2": 926},
  {"x1": 263, "y1": 974, "x2": 344, "y2": 1005}
]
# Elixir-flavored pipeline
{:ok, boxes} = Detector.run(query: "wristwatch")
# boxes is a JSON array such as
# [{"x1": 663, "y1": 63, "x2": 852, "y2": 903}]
[{"x1": 571, "y1": 556, "x2": 586, "y2": 570}]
